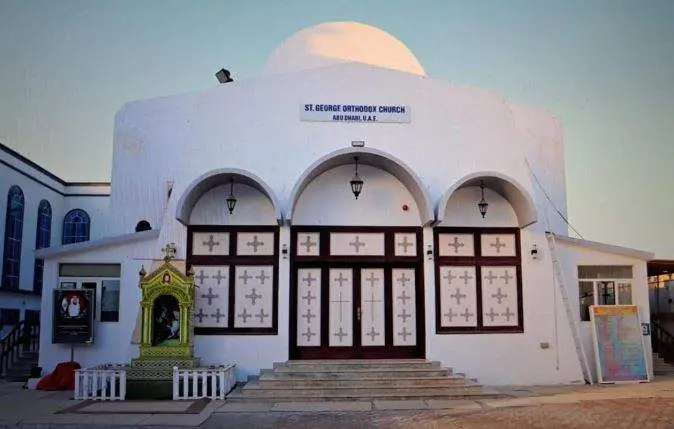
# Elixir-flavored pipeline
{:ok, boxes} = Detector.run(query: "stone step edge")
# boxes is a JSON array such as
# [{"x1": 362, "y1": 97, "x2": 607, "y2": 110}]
[
  {"x1": 268, "y1": 367, "x2": 451, "y2": 373},
  {"x1": 236, "y1": 391, "x2": 502, "y2": 400},
  {"x1": 258, "y1": 375, "x2": 464, "y2": 381},
  {"x1": 243, "y1": 384, "x2": 483, "y2": 391}
]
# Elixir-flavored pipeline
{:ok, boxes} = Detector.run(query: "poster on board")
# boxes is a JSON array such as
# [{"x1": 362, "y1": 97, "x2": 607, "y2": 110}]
[
  {"x1": 52, "y1": 289, "x2": 95, "y2": 344},
  {"x1": 589, "y1": 305, "x2": 649, "y2": 383}
]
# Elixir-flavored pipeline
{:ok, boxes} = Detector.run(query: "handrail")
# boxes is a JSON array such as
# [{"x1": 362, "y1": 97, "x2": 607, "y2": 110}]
[
  {"x1": 0, "y1": 320, "x2": 40, "y2": 376},
  {"x1": 651, "y1": 318, "x2": 674, "y2": 364}
]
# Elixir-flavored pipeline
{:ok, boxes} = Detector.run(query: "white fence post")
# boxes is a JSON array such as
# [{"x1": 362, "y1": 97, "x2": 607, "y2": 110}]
[
  {"x1": 73, "y1": 364, "x2": 127, "y2": 401},
  {"x1": 171, "y1": 365, "x2": 236, "y2": 400}
]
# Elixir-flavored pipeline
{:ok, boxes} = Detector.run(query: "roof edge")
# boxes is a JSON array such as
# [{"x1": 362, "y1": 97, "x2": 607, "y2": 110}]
[
  {"x1": 36, "y1": 229, "x2": 160, "y2": 259},
  {"x1": 549, "y1": 233, "x2": 654, "y2": 261}
]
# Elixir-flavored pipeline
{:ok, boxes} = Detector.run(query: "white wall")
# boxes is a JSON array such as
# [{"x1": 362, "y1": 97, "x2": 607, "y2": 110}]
[
  {"x1": 190, "y1": 183, "x2": 276, "y2": 226},
  {"x1": 439, "y1": 186, "x2": 518, "y2": 227}
]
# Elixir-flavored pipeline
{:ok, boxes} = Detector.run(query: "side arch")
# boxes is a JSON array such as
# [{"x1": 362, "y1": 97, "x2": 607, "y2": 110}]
[
  {"x1": 287, "y1": 147, "x2": 435, "y2": 226},
  {"x1": 436, "y1": 171, "x2": 537, "y2": 228},
  {"x1": 175, "y1": 168, "x2": 283, "y2": 225}
]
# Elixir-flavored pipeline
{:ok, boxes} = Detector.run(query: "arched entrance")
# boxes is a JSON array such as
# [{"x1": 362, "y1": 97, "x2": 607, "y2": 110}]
[{"x1": 288, "y1": 148, "x2": 431, "y2": 359}]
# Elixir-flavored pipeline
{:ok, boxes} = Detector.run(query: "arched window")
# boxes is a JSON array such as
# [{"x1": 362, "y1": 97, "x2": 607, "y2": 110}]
[
  {"x1": 135, "y1": 220, "x2": 152, "y2": 232},
  {"x1": 2, "y1": 186, "x2": 25, "y2": 290},
  {"x1": 62, "y1": 209, "x2": 90, "y2": 245},
  {"x1": 33, "y1": 200, "x2": 51, "y2": 293}
]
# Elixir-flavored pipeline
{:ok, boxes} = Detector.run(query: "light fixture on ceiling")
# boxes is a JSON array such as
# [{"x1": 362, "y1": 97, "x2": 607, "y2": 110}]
[
  {"x1": 226, "y1": 178, "x2": 237, "y2": 214},
  {"x1": 478, "y1": 180, "x2": 488, "y2": 218},
  {"x1": 350, "y1": 156, "x2": 364, "y2": 199}
]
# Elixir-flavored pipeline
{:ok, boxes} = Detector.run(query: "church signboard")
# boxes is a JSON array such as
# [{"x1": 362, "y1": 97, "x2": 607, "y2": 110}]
[
  {"x1": 589, "y1": 305, "x2": 649, "y2": 383},
  {"x1": 300, "y1": 103, "x2": 411, "y2": 123},
  {"x1": 52, "y1": 289, "x2": 95, "y2": 344}
]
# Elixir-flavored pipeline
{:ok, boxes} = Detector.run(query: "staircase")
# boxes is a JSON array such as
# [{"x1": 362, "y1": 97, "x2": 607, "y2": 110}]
[
  {"x1": 653, "y1": 353, "x2": 674, "y2": 377},
  {"x1": 3, "y1": 351, "x2": 38, "y2": 382},
  {"x1": 230, "y1": 359, "x2": 506, "y2": 402}
]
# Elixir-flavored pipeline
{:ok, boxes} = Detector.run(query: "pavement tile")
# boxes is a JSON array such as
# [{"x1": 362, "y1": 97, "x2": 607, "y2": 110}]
[
  {"x1": 136, "y1": 413, "x2": 209, "y2": 426},
  {"x1": 83, "y1": 401, "x2": 193, "y2": 413},
  {"x1": 373, "y1": 400, "x2": 427, "y2": 410},
  {"x1": 425, "y1": 399, "x2": 483, "y2": 410},
  {"x1": 272, "y1": 401, "x2": 372, "y2": 412},
  {"x1": 216, "y1": 401, "x2": 275, "y2": 412}
]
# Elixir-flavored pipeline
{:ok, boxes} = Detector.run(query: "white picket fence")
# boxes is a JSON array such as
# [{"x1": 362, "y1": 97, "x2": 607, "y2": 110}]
[
  {"x1": 74, "y1": 364, "x2": 127, "y2": 400},
  {"x1": 172, "y1": 365, "x2": 236, "y2": 400}
]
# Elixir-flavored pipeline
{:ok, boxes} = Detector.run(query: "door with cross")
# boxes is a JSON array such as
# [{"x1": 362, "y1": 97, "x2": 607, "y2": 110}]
[{"x1": 292, "y1": 227, "x2": 424, "y2": 359}]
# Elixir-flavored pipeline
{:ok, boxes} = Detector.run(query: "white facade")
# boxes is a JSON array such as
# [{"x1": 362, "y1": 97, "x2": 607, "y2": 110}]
[{"x1": 1, "y1": 22, "x2": 654, "y2": 385}]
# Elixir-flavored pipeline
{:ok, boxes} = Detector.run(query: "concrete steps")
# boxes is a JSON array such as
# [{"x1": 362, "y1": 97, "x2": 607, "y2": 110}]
[
  {"x1": 653, "y1": 353, "x2": 674, "y2": 376},
  {"x1": 3, "y1": 352, "x2": 39, "y2": 383},
  {"x1": 231, "y1": 359, "x2": 506, "y2": 402}
]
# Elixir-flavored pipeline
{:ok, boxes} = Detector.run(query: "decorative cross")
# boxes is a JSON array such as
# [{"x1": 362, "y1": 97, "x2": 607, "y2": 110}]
[
  {"x1": 211, "y1": 269, "x2": 227, "y2": 285},
  {"x1": 366, "y1": 327, "x2": 380, "y2": 342},
  {"x1": 365, "y1": 272, "x2": 379, "y2": 288},
  {"x1": 334, "y1": 272, "x2": 349, "y2": 287},
  {"x1": 246, "y1": 235, "x2": 265, "y2": 253},
  {"x1": 255, "y1": 269, "x2": 270, "y2": 284},
  {"x1": 331, "y1": 292, "x2": 349, "y2": 322},
  {"x1": 502, "y1": 307, "x2": 515, "y2": 322},
  {"x1": 255, "y1": 308, "x2": 269, "y2": 324},
  {"x1": 397, "y1": 327, "x2": 412, "y2": 342},
  {"x1": 450, "y1": 288, "x2": 467, "y2": 305},
  {"x1": 238, "y1": 270, "x2": 253, "y2": 285},
  {"x1": 348, "y1": 236, "x2": 366, "y2": 253},
  {"x1": 301, "y1": 290, "x2": 316, "y2": 305},
  {"x1": 202, "y1": 235, "x2": 220, "y2": 252},
  {"x1": 459, "y1": 271, "x2": 474, "y2": 285},
  {"x1": 302, "y1": 327, "x2": 316, "y2": 342},
  {"x1": 500, "y1": 270, "x2": 514, "y2": 285},
  {"x1": 302, "y1": 272, "x2": 317, "y2": 287},
  {"x1": 161, "y1": 243, "x2": 176, "y2": 261},
  {"x1": 211, "y1": 308, "x2": 226, "y2": 323},
  {"x1": 444, "y1": 307, "x2": 457, "y2": 322},
  {"x1": 195, "y1": 270, "x2": 208, "y2": 285},
  {"x1": 300, "y1": 235, "x2": 317, "y2": 253},
  {"x1": 245, "y1": 288, "x2": 263, "y2": 306},
  {"x1": 490, "y1": 237, "x2": 507, "y2": 254},
  {"x1": 485, "y1": 307, "x2": 499, "y2": 322},
  {"x1": 448, "y1": 236, "x2": 465, "y2": 253},
  {"x1": 237, "y1": 308, "x2": 252, "y2": 323},
  {"x1": 397, "y1": 236, "x2": 414, "y2": 254},
  {"x1": 398, "y1": 308, "x2": 412, "y2": 323},
  {"x1": 334, "y1": 327, "x2": 348, "y2": 343},
  {"x1": 195, "y1": 308, "x2": 207, "y2": 323},
  {"x1": 301, "y1": 308, "x2": 316, "y2": 324},
  {"x1": 484, "y1": 270, "x2": 498, "y2": 285},
  {"x1": 397, "y1": 290, "x2": 412, "y2": 304},
  {"x1": 364, "y1": 291, "x2": 382, "y2": 321},
  {"x1": 201, "y1": 287, "x2": 219, "y2": 306},
  {"x1": 460, "y1": 308, "x2": 474, "y2": 322},
  {"x1": 491, "y1": 287, "x2": 508, "y2": 304},
  {"x1": 442, "y1": 269, "x2": 457, "y2": 285},
  {"x1": 396, "y1": 272, "x2": 411, "y2": 287}
]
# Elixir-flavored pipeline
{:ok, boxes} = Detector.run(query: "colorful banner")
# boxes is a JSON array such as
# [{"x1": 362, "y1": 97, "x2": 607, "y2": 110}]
[{"x1": 590, "y1": 305, "x2": 649, "y2": 383}]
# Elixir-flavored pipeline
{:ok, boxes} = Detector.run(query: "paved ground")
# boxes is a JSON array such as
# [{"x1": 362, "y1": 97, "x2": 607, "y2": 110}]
[{"x1": 2, "y1": 377, "x2": 674, "y2": 428}]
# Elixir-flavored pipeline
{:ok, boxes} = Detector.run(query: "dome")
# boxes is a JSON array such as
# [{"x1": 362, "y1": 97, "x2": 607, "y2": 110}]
[{"x1": 264, "y1": 22, "x2": 426, "y2": 76}]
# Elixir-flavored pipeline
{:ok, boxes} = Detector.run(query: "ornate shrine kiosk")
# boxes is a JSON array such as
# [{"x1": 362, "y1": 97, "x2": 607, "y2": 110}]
[{"x1": 127, "y1": 247, "x2": 200, "y2": 397}]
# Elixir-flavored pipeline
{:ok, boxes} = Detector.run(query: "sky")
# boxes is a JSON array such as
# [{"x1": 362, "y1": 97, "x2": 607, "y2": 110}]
[{"x1": 1, "y1": 0, "x2": 673, "y2": 257}]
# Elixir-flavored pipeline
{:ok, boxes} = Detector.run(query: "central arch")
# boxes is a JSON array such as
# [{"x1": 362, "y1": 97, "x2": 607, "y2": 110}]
[{"x1": 287, "y1": 147, "x2": 435, "y2": 226}]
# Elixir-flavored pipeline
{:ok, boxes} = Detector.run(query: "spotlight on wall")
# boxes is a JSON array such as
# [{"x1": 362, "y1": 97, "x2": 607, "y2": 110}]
[
  {"x1": 477, "y1": 180, "x2": 489, "y2": 219},
  {"x1": 226, "y1": 178, "x2": 237, "y2": 214},
  {"x1": 215, "y1": 68, "x2": 234, "y2": 84},
  {"x1": 282, "y1": 244, "x2": 288, "y2": 259},
  {"x1": 350, "y1": 156, "x2": 364, "y2": 199},
  {"x1": 426, "y1": 244, "x2": 433, "y2": 260},
  {"x1": 351, "y1": 140, "x2": 365, "y2": 147}
]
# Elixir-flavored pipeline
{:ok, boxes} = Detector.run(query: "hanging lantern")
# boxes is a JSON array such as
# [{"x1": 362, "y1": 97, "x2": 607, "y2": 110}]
[
  {"x1": 478, "y1": 180, "x2": 488, "y2": 218},
  {"x1": 349, "y1": 156, "x2": 364, "y2": 199},
  {"x1": 226, "y1": 178, "x2": 237, "y2": 214}
]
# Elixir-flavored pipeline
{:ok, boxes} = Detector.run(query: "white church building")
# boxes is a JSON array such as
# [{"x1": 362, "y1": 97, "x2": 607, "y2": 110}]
[{"x1": 1, "y1": 22, "x2": 654, "y2": 385}]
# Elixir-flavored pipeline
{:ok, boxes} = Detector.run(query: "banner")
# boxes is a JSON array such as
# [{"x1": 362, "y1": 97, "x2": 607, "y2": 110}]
[
  {"x1": 590, "y1": 305, "x2": 649, "y2": 383},
  {"x1": 52, "y1": 289, "x2": 95, "y2": 344}
]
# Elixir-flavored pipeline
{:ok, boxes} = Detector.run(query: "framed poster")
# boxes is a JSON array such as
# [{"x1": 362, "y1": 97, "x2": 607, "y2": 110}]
[
  {"x1": 52, "y1": 289, "x2": 95, "y2": 344},
  {"x1": 589, "y1": 305, "x2": 649, "y2": 383}
]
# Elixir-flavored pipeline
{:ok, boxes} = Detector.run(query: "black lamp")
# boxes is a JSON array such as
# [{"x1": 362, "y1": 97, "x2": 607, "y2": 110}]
[
  {"x1": 478, "y1": 180, "x2": 488, "y2": 218},
  {"x1": 350, "y1": 156, "x2": 364, "y2": 199},
  {"x1": 226, "y1": 178, "x2": 237, "y2": 214}
]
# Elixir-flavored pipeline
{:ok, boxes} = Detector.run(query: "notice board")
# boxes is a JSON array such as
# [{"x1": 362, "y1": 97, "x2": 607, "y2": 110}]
[
  {"x1": 52, "y1": 289, "x2": 95, "y2": 344},
  {"x1": 589, "y1": 305, "x2": 649, "y2": 383}
]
